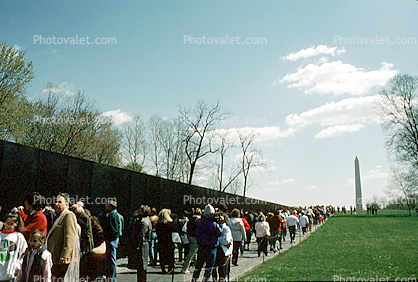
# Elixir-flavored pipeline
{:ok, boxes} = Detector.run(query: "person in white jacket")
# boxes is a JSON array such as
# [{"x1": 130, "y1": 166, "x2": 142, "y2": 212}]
[
  {"x1": 213, "y1": 213, "x2": 232, "y2": 282},
  {"x1": 227, "y1": 209, "x2": 246, "y2": 266},
  {"x1": 299, "y1": 213, "x2": 309, "y2": 235},
  {"x1": 286, "y1": 212, "x2": 299, "y2": 243}
]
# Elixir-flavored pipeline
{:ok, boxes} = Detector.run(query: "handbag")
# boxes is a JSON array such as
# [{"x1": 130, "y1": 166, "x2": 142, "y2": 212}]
[
  {"x1": 91, "y1": 241, "x2": 106, "y2": 255},
  {"x1": 172, "y1": 232, "x2": 182, "y2": 244},
  {"x1": 264, "y1": 229, "x2": 271, "y2": 237}
]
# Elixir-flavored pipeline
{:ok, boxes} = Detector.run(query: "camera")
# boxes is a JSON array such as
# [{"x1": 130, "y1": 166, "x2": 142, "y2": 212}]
[{"x1": 213, "y1": 212, "x2": 223, "y2": 223}]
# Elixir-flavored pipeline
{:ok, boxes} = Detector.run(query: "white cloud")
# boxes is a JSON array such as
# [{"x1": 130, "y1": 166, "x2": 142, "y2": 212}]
[
  {"x1": 281, "y1": 45, "x2": 345, "y2": 62},
  {"x1": 267, "y1": 178, "x2": 298, "y2": 186},
  {"x1": 212, "y1": 126, "x2": 295, "y2": 144},
  {"x1": 363, "y1": 169, "x2": 388, "y2": 180},
  {"x1": 43, "y1": 82, "x2": 75, "y2": 96},
  {"x1": 102, "y1": 109, "x2": 133, "y2": 125},
  {"x1": 284, "y1": 95, "x2": 381, "y2": 138},
  {"x1": 279, "y1": 61, "x2": 398, "y2": 95},
  {"x1": 307, "y1": 185, "x2": 317, "y2": 190},
  {"x1": 341, "y1": 167, "x2": 388, "y2": 187},
  {"x1": 314, "y1": 124, "x2": 365, "y2": 139},
  {"x1": 214, "y1": 96, "x2": 383, "y2": 140},
  {"x1": 215, "y1": 95, "x2": 384, "y2": 140}
]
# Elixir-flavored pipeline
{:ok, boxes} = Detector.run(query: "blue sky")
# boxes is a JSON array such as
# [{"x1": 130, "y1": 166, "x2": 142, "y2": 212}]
[{"x1": 2, "y1": 0, "x2": 417, "y2": 208}]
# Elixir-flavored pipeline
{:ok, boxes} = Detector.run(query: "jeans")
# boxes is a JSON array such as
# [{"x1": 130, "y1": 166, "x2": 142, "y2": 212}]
[
  {"x1": 289, "y1": 226, "x2": 296, "y2": 242},
  {"x1": 212, "y1": 247, "x2": 229, "y2": 282},
  {"x1": 192, "y1": 245, "x2": 217, "y2": 282},
  {"x1": 106, "y1": 237, "x2": 119, "y2": 279},
  {"x1": 149, "y1": 231, "x2": 157, "y2": 266},
  {"x1": 269, "y1": 231, "x2": 280, "y2": 250},
  {"x1": 256, "y1": 236, "x2": 268, "y2": 256},
  {"x1": 232, "y1": 241, "x2": 241, "y2": 265},
  {"x1": 182, "y1": 237, "x2": 198, "y2": 271}
]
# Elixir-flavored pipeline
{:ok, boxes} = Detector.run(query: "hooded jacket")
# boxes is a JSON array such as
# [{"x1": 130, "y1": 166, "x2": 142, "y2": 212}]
[{"x1": 227, "y1": 217, "x2": 246, "y2": 242}]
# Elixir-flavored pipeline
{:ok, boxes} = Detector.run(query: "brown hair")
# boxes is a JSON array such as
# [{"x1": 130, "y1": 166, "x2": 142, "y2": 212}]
[{"x1": 30, "y1": 230, "x2": 46, "y2": 243}]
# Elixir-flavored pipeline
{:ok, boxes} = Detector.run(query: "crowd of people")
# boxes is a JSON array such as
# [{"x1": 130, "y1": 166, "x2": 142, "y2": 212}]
[
  {"x1": 0, "y1": 192, "x2": 334, "y2": 282},
  {"x1": 0, "y1": 192, "x2": 123, "y2": 282},
  {"x1": 128, "y1": 204, "x2": 333, "y2": 282}
]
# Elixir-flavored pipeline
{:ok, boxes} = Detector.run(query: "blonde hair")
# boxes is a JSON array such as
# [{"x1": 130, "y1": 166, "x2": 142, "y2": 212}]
[
  {"x1": 157, "y1": 208, "x2": 173, "y2": 224},
  {"x1": 70, "y1": 203, "x2": 85, "y2": 217}
]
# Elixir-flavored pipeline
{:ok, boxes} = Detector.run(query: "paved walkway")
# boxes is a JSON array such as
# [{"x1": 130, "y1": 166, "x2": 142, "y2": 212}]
[{"x1": 116, "y1": 223, "x2": 324, "y2": 282}]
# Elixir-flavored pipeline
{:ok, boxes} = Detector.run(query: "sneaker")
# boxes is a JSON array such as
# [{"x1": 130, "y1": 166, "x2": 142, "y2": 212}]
[{"x1": 183, "y1": 270, "x2": 190, "y2": 274}]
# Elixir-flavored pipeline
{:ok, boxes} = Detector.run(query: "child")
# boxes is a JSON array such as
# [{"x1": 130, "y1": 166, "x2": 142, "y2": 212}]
[
  {"x1": 0, "y1": 212, "x2": 28, "y2": 282},
  {"x1": 15, "y1": 230, "x2": 52, "y2": 282}
]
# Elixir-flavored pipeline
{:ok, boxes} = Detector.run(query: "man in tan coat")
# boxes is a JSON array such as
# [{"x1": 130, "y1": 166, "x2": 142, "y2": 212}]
[{"x1": 46, "y1": 193, "x2": 78, "y2": 280}]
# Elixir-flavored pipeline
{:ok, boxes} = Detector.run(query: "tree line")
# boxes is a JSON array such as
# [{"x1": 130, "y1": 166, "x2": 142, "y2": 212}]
[{"x1": 0, "y1": 42, "x2": 266, "y2": 196}]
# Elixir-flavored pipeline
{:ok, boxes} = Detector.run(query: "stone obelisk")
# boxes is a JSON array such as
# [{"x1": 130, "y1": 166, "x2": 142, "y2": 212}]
[{"x1": 354, "y1": 156, "x2": 363, "y2": 210}]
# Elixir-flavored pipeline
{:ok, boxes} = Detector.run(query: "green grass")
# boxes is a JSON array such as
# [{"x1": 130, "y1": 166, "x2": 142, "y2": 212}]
[{"x1": 239, "y1": 210, "x2": 418, "y2": 281}]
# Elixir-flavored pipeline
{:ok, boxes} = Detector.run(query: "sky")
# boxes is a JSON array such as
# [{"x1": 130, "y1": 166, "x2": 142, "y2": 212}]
[{"x1": 2, "y1": 0, "x2": 418, "y2": 208}]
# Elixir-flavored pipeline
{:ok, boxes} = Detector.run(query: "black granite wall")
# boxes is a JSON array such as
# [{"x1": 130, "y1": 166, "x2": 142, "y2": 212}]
[{"x1": 0, "y1": 139, "x2": 288, "y2": 220}]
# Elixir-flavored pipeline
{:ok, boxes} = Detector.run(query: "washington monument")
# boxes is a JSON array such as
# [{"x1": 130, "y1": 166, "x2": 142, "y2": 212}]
[{"x1": 354, "y1": 156, "x2": 363, "y2": 210}]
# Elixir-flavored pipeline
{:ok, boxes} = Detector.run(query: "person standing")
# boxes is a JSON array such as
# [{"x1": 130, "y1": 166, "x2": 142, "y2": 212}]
[
  {"x1": 101, "y1": 200, "x2": 122, "y2": 280},
  {"x1": 0, "y1": 212, "x2": 28, "y2": 282},
  {"x1": 269, "y1": 211, "x2": 283, "y2": 251},
  {"x1": 156, "y1": 209, "x2": 175, "y2": 274},
  {"x1": 240, "y1": 212, "x2": 250, "y2": 256},
  {"x1": 182, "y1": 208, "x2": 201, "y2": 274},
  {"x1": 255, "y1": 213, "x2": 270, "y2": 257},
  {"x1": 69, "y1": 203, "x2": 94, "y2": 279},
  {"x1": 299, "y1": 213, "x2": 309, "y2": 235},
  {"x1": 17, "y1": 192, "x2": 48, "y2": 240},
  {"x1": 213, "y1": 212, "x2": 232, "y2": 282},
  {"x1": 281, "y1": 212, "x2": 287, "y2": 242},
  {"x1": 128, "y1": 205, "x2": 152, "y2": 282},
  {"x1": 192, "y1": 204, "x2": 222, "y2": 282},
  {"x1": 15, "y1": 230, "x2": 53, "y2": 282},
  {"x1": 46, "y1": 193, "x2": 79, "y2": 282},
  {"x1": 286, "y1": 211, "x2": 299, "y2": 243},
  {"x1": 148, "y1": 207, "x2": 158, "y2": 266},
  {"x1": 228, "y1": 209, "x2": 246, "y2": 266}
]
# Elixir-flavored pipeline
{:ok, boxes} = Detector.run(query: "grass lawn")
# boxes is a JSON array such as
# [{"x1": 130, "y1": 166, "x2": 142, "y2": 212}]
[{"x1": 239, "y1": 210, "x2": 418, "y2": 281}]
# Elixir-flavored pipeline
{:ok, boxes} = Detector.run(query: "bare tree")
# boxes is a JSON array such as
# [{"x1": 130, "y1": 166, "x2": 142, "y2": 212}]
[
  {"x1": 212, "y1": 130, "x2": 242, "y2": 192},
  {"x1": 148, "y1": 115, "x2": 189, "y2": 180},
  {"x1": 122, "y1": 115, "x2": 147, "y2": 172},
  {"x1": 161, "y1": 118, "x2": 189, "y2": 181},
  {"x1": 178, "y1": 100, "x2": 230, "y2": 185},
  {"x1": 385, "y1": 167, "x2": 418, "y2": 215},
  {"x1": 86, "y1": 122, "x2": 121, "y2": 166},
  {"x1": 148, "y1": 114, "x2": 164, "y2": 176},
  {"x1": 378, "y1": 74, "x2": 418, "y2": 168},
  {"x1": 238, "y1": 130, "x2": 267, "y2": 197}
]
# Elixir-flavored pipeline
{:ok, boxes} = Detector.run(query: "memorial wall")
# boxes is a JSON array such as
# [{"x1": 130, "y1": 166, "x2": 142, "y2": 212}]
[{"x1": 0, "y1": 139, "x2": 289, "y2": 219}]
